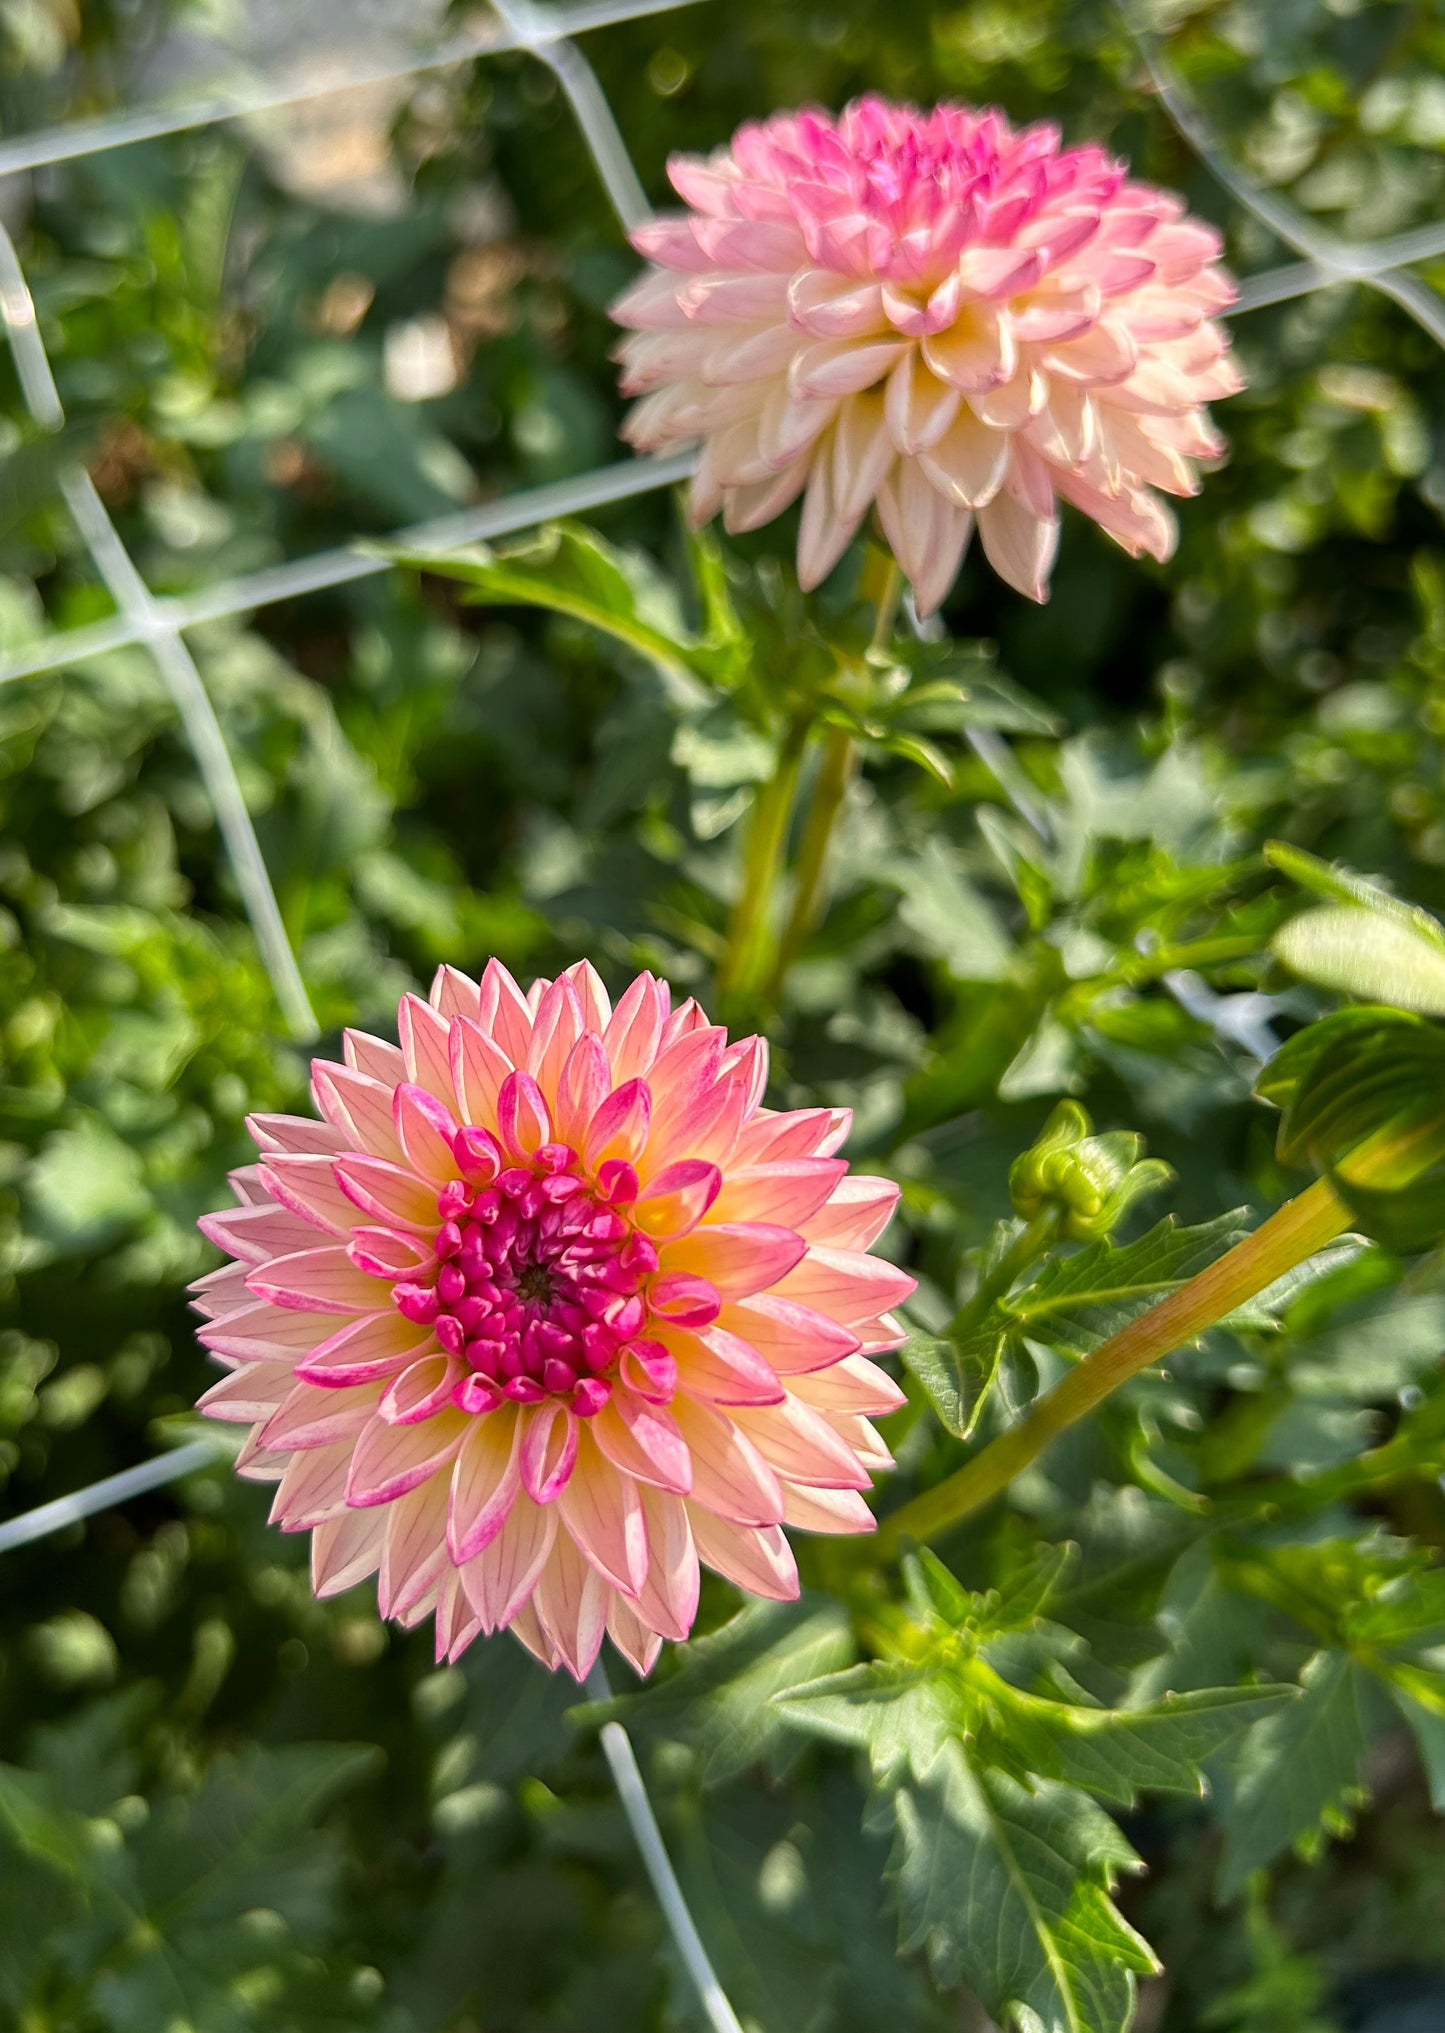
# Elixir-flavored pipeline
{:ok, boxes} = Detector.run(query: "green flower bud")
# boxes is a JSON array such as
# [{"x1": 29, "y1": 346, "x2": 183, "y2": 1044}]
[{"x1": 1009, "y1": 1102, "x2": 1173, "y2": 1241}]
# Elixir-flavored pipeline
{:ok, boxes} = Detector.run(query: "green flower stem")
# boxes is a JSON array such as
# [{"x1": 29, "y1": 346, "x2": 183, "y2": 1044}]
[
  {"x1": 764, "y1": 722, "x2": 858, "y2": 999},
  {"x1": 715, "y1": 711, "x2": 812, "y2": 1011},
  {"x1": 947, "y1": 1207, "x2": 1062, "y2": 1339},
  {"x1": 877, "y1": 1111, "x2": 1445, "y2": 1558},
  {"x1": 877, "y1": 1176, "x2": 1349, "y2": 1556},
  {"x1": 764, "y1": 557, "x2": 904, "y2": 1005},
  {"x1": 1115, "y1": 933, "x2": 1268, "y2": 985}
]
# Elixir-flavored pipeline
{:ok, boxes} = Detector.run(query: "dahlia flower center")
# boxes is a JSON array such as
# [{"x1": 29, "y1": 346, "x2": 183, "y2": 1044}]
[
  {"x1": 858, "y1": 129, "x2": 988, "y2": 215},
  {"x1": 391, "y1": 1133, "x2": 663, "y2": 1421}
]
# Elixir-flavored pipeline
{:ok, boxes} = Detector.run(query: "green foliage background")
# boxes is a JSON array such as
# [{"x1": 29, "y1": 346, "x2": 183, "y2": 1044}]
[{"x1": 2, "y1": 1, "x2": 1445, "y2": 2028}]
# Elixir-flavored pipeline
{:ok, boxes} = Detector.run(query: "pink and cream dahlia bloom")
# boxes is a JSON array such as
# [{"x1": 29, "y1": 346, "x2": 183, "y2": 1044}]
[
  {"x1": 193, "y1": 961, "x2": 911, "y2": 1680},
  {"x1": 613, "y1": 96, "x2": 1242, "y2": 612}
]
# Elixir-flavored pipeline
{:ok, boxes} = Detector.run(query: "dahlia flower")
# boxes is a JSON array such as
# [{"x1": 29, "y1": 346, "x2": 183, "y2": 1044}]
[
  {"x1": 613, "y1": 96, "x2": 1241, "y2": 612},
  {"x1": 193, "y1": 961, "x2": 911, "y2": 1679}
]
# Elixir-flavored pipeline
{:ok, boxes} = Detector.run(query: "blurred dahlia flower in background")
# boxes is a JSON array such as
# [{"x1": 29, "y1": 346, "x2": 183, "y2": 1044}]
[
  {"x1": 193, "y1": 963, "x2": 911, "y2": 1679},
  {"x1": 613, "y1": 96, "x2": 1241, "y2": 612}
]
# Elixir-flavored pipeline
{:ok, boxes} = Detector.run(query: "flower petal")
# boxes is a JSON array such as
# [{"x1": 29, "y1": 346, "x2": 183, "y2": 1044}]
[
  {"x1": 558, "y1": 1429, "x2": 649, "y2": 1596},
  {"x1": 346, "y1": 1407, "x2": 469, "y2": 1506},
  {"x1": 448, "y1": 1408, "x2": 522, "y2": 1562},
  {"x1": 662, "y1": 1222, "x2": 807, "y2": 1298}
]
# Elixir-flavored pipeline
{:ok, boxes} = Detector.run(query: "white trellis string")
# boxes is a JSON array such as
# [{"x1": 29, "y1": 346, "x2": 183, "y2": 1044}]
[
  {"x1": 492, "y1": 0, "x2": 654, "y2": 232},
  {"x1": 0, "y1": 218, "x2": 320, "y2": 1041},
  {"x1": 0, "y1": 0, "x2": 701, "y2": 181},
  {"x1": 0, "y1": 1440, "x2": 219, "y2": 1555},
  {"x1": 586, "y1": 1660, "x2": 747, "y2": 2033},
  {"x1": 0, "y1": 450, "x2": 699, "y2": 688},
  {"x1": 1132, "y1": 9, "x2": 1445, "y2": 342}
]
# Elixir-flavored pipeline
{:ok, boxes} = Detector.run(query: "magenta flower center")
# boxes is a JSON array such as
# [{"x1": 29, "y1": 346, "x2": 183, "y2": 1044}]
[
  {"x1": 391, "y1": 1132, "x2": 667, "y2": 1422},
  {"x1": 764, "y1": 100, "x2": 1124, "y2": 285}
]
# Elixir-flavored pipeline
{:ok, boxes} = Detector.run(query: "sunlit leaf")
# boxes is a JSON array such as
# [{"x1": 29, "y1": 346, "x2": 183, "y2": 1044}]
[{"x1": 1273, "y1": 905, "x2": 1445, "y2": 1014}]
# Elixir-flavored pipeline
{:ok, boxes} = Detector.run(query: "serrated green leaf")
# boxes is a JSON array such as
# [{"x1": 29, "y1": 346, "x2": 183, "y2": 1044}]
[
  {"x1": 903, "y1": 1547, "x2": 977, "y2": 1627},
  {"x1": 1217, "y1": 1651, "x2": 1373, "y2": 1897},
  {"x1": 996, "y1": 1682, "x2": 1297, "y2": 1809},
  {"x1": 0, "y1": 1737, "x2": 384, "y2": 2033},
  {"x1": 891, "y1": 1747, "x2": 1155, "y2": 2033},
  {"x1": 1004, "y1": 1212, "x2": 1249, "y2": 1358},
  {"x1": 602, "y1": 1598, "x2": 856, "y2": 1785},
  {"x1": 901, "y1": 1325, "x2": 1005, "y2": 1441},
  {"x1": 893, "y1": 837, "x2": 1015, "y2": 981},
  {"x1": 135, "y1": 1743, "x2": 381, "y2": 1933},
  {"x1": 777, "y1": 1665, "x2": 957, "y2": 1780},
  {"x1": 1217, "y1": 1240, "x2": 1368, "y2": 1332},
  {"x1": 1274, "y1": 905, "x2": 1445, "y2": 1015},
  {"x1": 778, "y1": 1669, "x2": 1161, "y2": 2032},
  {"x1": 987, "y1": 1544, "x2": 1080, "y2": 1635}
]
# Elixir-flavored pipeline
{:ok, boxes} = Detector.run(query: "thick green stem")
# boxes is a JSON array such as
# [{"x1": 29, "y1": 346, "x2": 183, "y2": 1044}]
[
  {"x1": 877, "y1": 1176, "x2": 1351, "y2": 1556},
  {"x1": 715, "y1": 713, "x2": 811, "y2": 1011},
  {"x1": 877, "y1": 1109, "x2": 1445, "y2": 1557}
]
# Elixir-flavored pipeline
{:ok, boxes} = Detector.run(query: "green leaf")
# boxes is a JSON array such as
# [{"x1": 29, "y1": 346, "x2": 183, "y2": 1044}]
[
  {"x1": 1389, "y1": 1683, "x2": 1445, "y2": 1811},
  {"x1": 985, "y1": 1544, "x2": 1081, "y2": 1636},
  {"x1": 603, "y1": 1598, "x2": 856, "y2": 1786},
  {"x1": 1217, "y1": 1651, "x2": 1373, "y2": 1897},
  {"x1": 998, "y1": 1683, "x2": 1297, "y2": 1809},
  {"x1": 880, "y1": 730, "x2": 955, "y2": 787},
  {"x1": 778, "y1": 1670, "x2": 1158, "y2": 2032},
  {"x1": 1273, "y1": 905, "x2": 1445, "y2": 1015},
  {"x1": 1265, "y1": 842, "x2": 1445, "y2": 948},
  {"x1": 1253, "y1": 1008, "x2": 1445, "y2": 1243},
  {"x1": 390, "y1": 523, "x2": 728, "y2": 687},
  {"x1": 890, "y1": 1751, "x2": 1156, "y2": 2031},
  {"x1": 0, "y1": 1766, "x2": 94, "y2": 1882},
  {"x1": 1283, "y1": 1285, "x2": 1445, "y2": 1403},
  {"x1": 891, "y1": 641, "x2": 1062, "y2": 735},
  {"x1": 1004, "y1": 1212, "x2": 1249, "y2": 1358},
  {"x1": 1255, "y1": 1007, "x2": 1445, "y2": 1163},
  {"x1": 900, "y1": 1326, "x2": 1004, "y2": 1441},
  {"x1": 0, "y1": 1736, "x2": 384, "y2": 2032},
  {"x1": 892, "y1": 837, "x2": 1015, "y2": 982},
  {"x1": 133, "y1": 1743, "x2": 382, "y2": 1934},
  {"x1": 0, "y1": 422, "x2": 95, "y2": 538}
]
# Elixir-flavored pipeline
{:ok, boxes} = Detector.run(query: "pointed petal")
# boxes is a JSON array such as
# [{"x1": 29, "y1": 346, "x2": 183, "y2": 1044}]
[
  {"x1": 558, "y1": 1429, "x2": 649, "y2": 1597},
  {"x1": 685, "y1": 1507, "x2": 799, "y2": 1601},
  {"x1": 448, "y1": 1408, "x2": 522, "y2": 1562}
]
